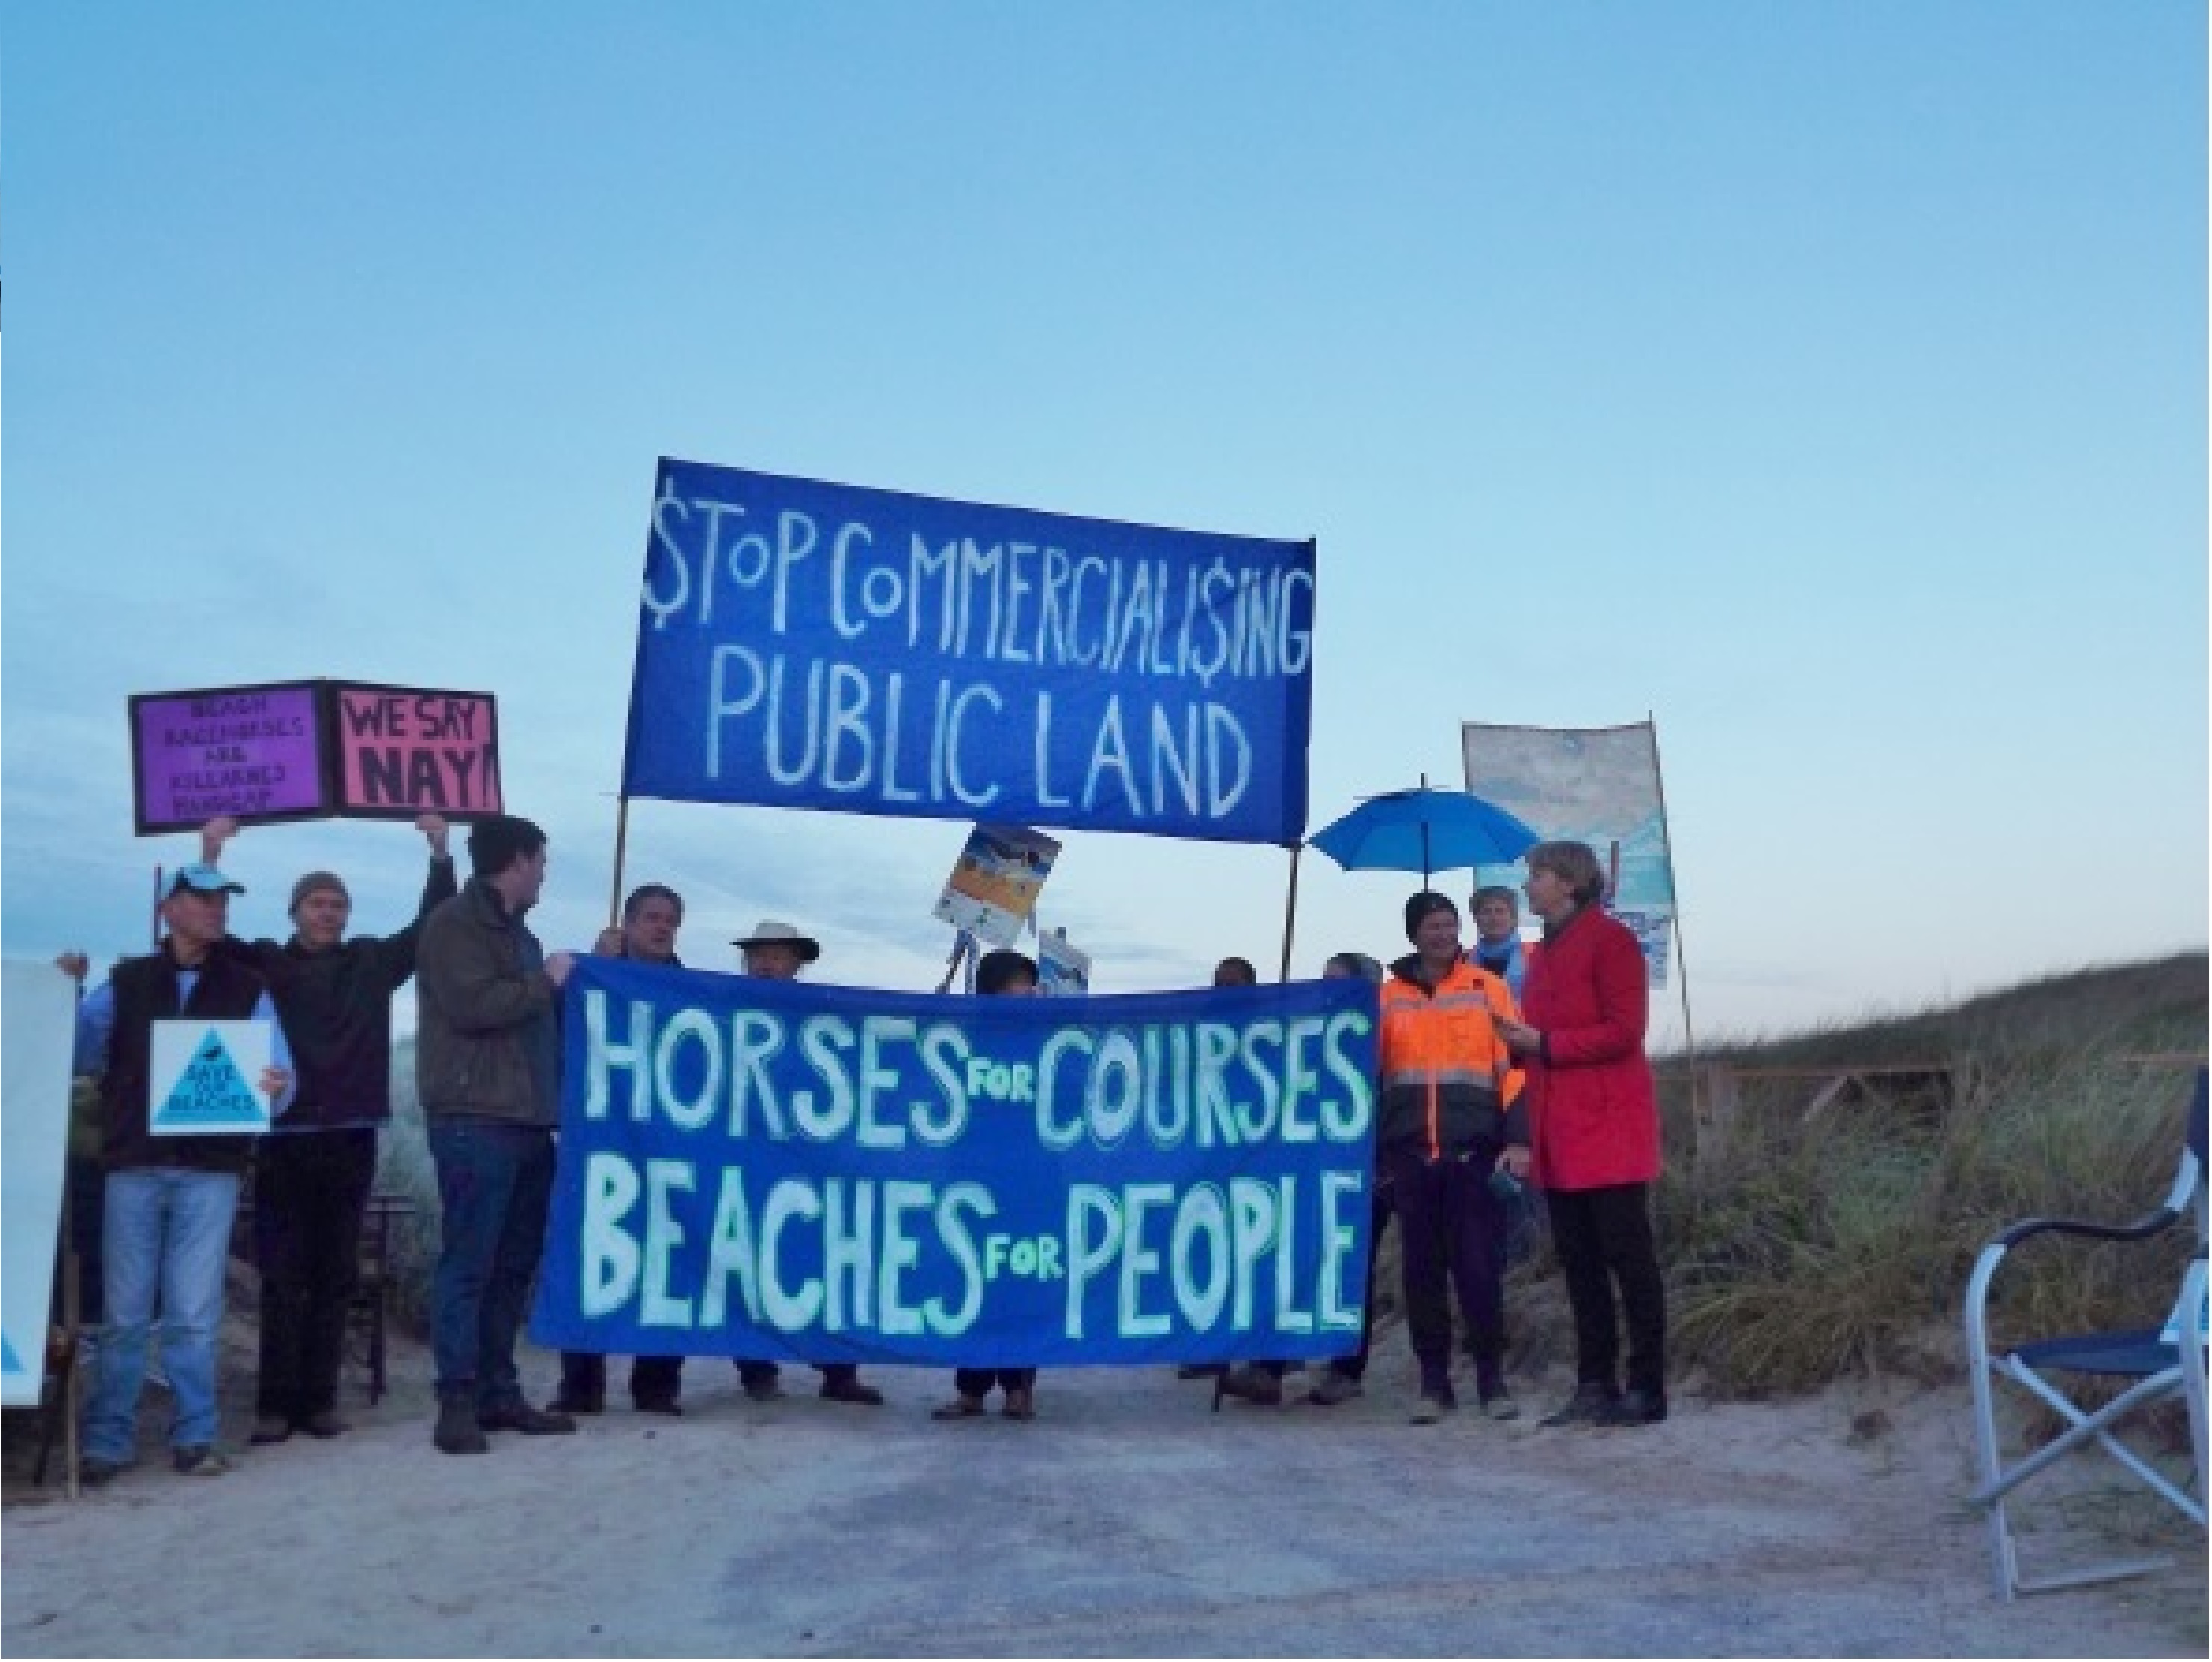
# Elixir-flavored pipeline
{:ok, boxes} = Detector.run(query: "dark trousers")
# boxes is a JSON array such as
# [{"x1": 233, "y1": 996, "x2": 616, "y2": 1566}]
[
  {"x1": 1546, "y1": 1182, "x2": 1666, "y2": 1396},
  {"x1": 954, "y1": 1367, "x2": 1036, "y2": 1397},
  {"x1": 735, "y1": 1362, "x2": 860, "y2": 1388},
  {"x1": 253, "y1": 1129, "x2": 377, "y2": 1421},
  {"x1": 1387, "y1": 1141, "x2": 1507, "y2": 1383},
  {"x1": 561, "y1": 1350, "x2": 685, "y2": 1409},
  {"x1": 428, "y1": 1119, "x2": 554, "y2": 1411}
]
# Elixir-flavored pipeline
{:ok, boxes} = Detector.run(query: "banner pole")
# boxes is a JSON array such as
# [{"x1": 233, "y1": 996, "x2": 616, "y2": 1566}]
[
  {"x1": 1278, "y1": 843, "x2": 1303, "y2": 983},
  {"x1": 607, "y1": 795, "x2": 632, "y2": 932},
  {"x1": 1646, "y1": 712, "x2": 1702, "y2": 1133}
]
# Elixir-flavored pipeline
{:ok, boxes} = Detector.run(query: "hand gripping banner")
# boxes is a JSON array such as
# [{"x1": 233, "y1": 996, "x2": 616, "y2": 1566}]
[
  {"x1": 621, "y1": 460, "x2": 1316, "y2": 846},
  {"x1": 531, "y1": 957, "x2": 1379, "y2": 1367}
]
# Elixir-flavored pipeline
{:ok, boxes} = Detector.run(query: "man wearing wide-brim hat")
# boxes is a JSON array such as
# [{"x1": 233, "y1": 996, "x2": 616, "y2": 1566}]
[
  {"x1": 730, "y1": 919, "x2": 819, "y2": 977},
  {"x1": 727, "y1": 918, "x2": 883, "y2": 1409}
]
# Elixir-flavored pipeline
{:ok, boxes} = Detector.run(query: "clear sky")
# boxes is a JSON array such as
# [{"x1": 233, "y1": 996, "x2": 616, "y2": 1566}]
[{"x1": 6, "y1": 4, "x2": 2205, "y2": 1051}]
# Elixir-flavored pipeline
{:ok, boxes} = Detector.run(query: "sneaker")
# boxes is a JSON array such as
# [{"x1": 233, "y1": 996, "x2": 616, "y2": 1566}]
[
  {"x1": 1217, "y1": 1365, "x2": 1285, "y2": 1406},
  {"x1": 1409, "y1": 1392, "x2": 1456, "y2": 1425},
  {"x1": 478, "y1": 1401, "x2": 578, "y2": 1435},
  {"x1": 1306, "y1": 1371, "x2": 1363, "y2": 1406},
  {"x1": 1476, "y1": 1373, "x2": 1520, "y2": 1421},
  {"x1": 1539, "y1": 1382, "x2": 1620, "y2": 1428},
  {"x1": 250, "y1": 1415, "x2": 294, "y2": 1446},
  {"x1": 434, "y1": 1396, "x2": 489, "y2": 1455},
  {"x1": 819, "y1": 1376, "x2": 885, "y2": 1406},
  {"x1": 298, "y1": 1410, "x2": 350, "y2": 1439},
  {"x1": 172, "y1": 1445, "x2": 231, "y2": 1477}
]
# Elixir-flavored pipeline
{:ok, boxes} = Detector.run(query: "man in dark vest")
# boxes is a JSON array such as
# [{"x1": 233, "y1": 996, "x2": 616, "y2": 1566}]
[
  {"x1": 552, "y1": 880, "x2": 689, "y2": 1418},
  {"x1": 415, "y1": 813, "x2": 577, "y2": 1454},
  {"x1": 197, "y1": 812, "x2": 457, "y2": 1445},
  {"x1": 64, "y1": 864, "x2": 297, "y2": 1484}
]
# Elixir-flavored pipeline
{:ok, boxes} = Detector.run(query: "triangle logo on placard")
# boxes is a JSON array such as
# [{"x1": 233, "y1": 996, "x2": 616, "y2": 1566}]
[
  {"x1": 159, "y1": 1030, "x2": 260, "y2": 1124},
  {"x1": 0, "y1": 1333, "x2": 25, "y2": 1379}
]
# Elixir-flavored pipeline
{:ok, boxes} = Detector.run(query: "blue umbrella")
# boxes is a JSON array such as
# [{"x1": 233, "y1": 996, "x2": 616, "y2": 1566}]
[{"x1": 1308, "y1": 785, "x2": 1540, "y2": 886}]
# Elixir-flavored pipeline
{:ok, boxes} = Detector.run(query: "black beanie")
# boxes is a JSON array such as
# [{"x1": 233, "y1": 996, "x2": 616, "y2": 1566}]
[{"x1": 1403, "y1": 889, "x2": 1457, "y2": 942}]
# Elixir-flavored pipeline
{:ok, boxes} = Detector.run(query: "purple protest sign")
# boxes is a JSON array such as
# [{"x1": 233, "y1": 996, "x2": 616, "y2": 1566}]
[{"x1": 129, "y1": 682, "x2": 333, "y2": 834}]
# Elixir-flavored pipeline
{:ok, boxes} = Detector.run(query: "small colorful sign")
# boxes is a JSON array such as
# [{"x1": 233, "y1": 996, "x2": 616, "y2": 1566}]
[
  {"x1": 933, "y1": 823, "x2": 1062, "y2": 948},
  {"x1": 130, "y1": 682, "x2": 330, "y2": 832},
  {"x1": 330, "y1": 682, "x2": 503, "y2": 818},
  {"x1": 149, "y1": 1020, "x2": 273, "y2": 1135}
]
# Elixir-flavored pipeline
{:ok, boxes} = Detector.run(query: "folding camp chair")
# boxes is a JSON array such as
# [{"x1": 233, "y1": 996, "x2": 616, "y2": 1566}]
[{"x1": 1964, "y1": 1066, "x2": 2208, "y2": 1598}]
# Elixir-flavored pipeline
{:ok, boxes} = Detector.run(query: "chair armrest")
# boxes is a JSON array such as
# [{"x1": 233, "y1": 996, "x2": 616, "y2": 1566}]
[{"x1": 1995, "y1": 1206, "x2": 2182, "y2": 1251}]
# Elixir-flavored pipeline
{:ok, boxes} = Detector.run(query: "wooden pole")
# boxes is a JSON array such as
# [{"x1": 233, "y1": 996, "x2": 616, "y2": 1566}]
[
  {"x1": 1645, "y1": 712, "x2": 1703, "y2": 1137},
  {"x1": 607, "y1": 795, "x2": 632, "y2": 931},
  {"x1": 1277, "y1": 843, "x2": 1303, "y2": 982}
]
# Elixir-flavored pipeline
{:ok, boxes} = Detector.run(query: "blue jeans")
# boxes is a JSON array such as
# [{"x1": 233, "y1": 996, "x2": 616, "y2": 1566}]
[
  {"x1": 87, "y1": 1167, "x2": 241, "y2": 1463},
  {"x1": 429, "y1": 1119, "x2": 554, "y2": 1411}
]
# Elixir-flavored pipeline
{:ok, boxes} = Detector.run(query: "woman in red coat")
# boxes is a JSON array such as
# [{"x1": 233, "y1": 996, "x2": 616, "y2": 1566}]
[{"x1": 1498, "y1": 840, "x2": 1669, "y2": 1427}]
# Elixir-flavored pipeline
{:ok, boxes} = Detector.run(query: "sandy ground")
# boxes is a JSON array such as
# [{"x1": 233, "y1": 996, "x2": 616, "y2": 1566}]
[{"x1": 2, "y1": 1302, "x2": 2205, "y2": 1659}]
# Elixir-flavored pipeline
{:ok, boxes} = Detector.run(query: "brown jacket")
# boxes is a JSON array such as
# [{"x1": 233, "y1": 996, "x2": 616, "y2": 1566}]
[{"x1": 415, "y1": 877, "x2": 560, "y2": 1125}]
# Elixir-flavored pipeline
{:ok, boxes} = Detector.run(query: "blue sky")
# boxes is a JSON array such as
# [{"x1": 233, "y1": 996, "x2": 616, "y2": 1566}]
[{"x1": 6, "y1": 4, "x2": 2205, "y2": 1049}]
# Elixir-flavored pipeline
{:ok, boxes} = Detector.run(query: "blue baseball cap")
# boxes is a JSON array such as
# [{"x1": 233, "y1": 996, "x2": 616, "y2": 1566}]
[{"x1": 166, "y1": 863, "x2": 245, "y2": 899}]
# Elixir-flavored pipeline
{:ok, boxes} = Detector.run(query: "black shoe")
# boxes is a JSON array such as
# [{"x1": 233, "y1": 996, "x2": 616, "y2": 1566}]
[
  {"x1": 298, "y1": 1410, "x2": 350, "y2": 1439},
  {"x1": 1218, "y1": 1365, "x2": 1284, "y2": 1406},
  {"x1": 1306, "y1": 1371, "x2": 1362, "y2": 1406},
  {"x1": 633, "y1": 1397, "x2": 683, "y2": 1418},
  {"x1": 1594, "y1": 1387, "x2": 1668, "y2": 1427},
  {"x1": 434, "y1": 1395, "x2": 489, "y2": 1455},
  {"x1": 820, "y1": 1376, "x2": 885, "y2": 1406},
  {"x1": 1540, "y1": 1382, "x2": 1620, "y2": 1428},
  {"x1": 742, "y1": 1377, "x2": 787, "y2": 1403},
  {"x1": 479, "y1": 1400, "x2": 578, "y2": 1435},
  {"x1": 80, "y1": 1456, "x2": 127, "y2": 1488},
  {"x1": 1175, "y1": 1362, "x2": 1226, "y2": 1380},
  {"x1": 549, "y1": 1389, "x2": 605, "y2": 1417}
]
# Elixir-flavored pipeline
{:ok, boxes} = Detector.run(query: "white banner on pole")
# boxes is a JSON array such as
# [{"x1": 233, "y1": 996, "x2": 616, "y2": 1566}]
[{"x1": 1, "y1": 961, "x2": 81, "y2": 1406}]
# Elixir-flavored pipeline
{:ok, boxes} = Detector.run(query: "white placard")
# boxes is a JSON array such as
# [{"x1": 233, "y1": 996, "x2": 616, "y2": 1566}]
[
  {"x1": 1038, "y1": 930, "x2": 1093, "y2": 997},
  {"x1": 149, "y1": 1019, "x2": 273, "y2": 1135},
  {"x1": 1, "y1": 962, "x2": 81, "y2": 1405}
]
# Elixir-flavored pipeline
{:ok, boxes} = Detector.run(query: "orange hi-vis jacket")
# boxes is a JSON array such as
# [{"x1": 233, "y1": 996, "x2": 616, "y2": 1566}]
[{"x1": 1377, "y1": 955, "x2": 1527, "y2": 1159}]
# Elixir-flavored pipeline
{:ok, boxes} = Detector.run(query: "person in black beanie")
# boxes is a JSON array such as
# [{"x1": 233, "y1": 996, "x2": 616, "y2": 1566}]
[
  {"x1": 1377, "y1": 890, "x2": 1527, "y2": 1423},
  {"x1": 197, "y1": 813, "x2": 457, "y2": 1447}
]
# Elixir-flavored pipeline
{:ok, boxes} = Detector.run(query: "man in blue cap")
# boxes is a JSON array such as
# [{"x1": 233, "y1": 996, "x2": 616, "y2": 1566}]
[{"x1": 62, "y1": 862, "x2": 297, "y2": 1483}]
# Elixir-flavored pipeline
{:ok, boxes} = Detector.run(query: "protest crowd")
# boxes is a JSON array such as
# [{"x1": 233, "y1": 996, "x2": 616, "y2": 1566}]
[{"x1": 52, "y1": 809, "x2": 1666, "y2": 1482}]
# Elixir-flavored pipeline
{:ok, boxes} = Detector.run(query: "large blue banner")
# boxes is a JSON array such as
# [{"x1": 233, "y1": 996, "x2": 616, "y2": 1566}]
[
  {"x1": 622, "y1": 460, "x2": 1316, "y2": 846},
  {"x1": 531, "y1": 959, "x2": 1379, "y2": 1366}
]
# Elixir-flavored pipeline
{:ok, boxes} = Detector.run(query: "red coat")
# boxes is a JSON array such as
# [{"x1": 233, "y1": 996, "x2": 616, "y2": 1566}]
[{"x1": 1521, "y1": 906, "x2": 1660, "y2": 1191}]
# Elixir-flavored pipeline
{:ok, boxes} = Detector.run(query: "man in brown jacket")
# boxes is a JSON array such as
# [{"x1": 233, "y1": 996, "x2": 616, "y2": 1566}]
[{"x1": 415, "y1": 814, "x2": 576, "y2": 1455}]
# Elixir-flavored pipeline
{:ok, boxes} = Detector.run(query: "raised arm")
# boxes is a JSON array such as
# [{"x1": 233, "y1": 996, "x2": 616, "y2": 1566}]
[{"x1": 371, "y1": 815, "x2": 461, "y2": 991}]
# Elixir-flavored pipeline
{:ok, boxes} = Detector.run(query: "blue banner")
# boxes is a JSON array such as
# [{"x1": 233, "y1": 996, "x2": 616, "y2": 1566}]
[
  {"x1": 531, "y1": 958, "x2": 1379, "y2": 1366},
  {"x1": 622, "y1": 460, "x2": 1316, "y2": 845}
]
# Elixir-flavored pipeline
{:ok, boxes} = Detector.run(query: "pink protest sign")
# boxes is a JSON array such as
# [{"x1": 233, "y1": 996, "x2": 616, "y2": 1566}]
[
  {"x1": 330, "y1": 683, "x2": 504, "y2": 818},
  {"x1": 130, "y1": 683, "x2": 332, "y2": 833}
]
